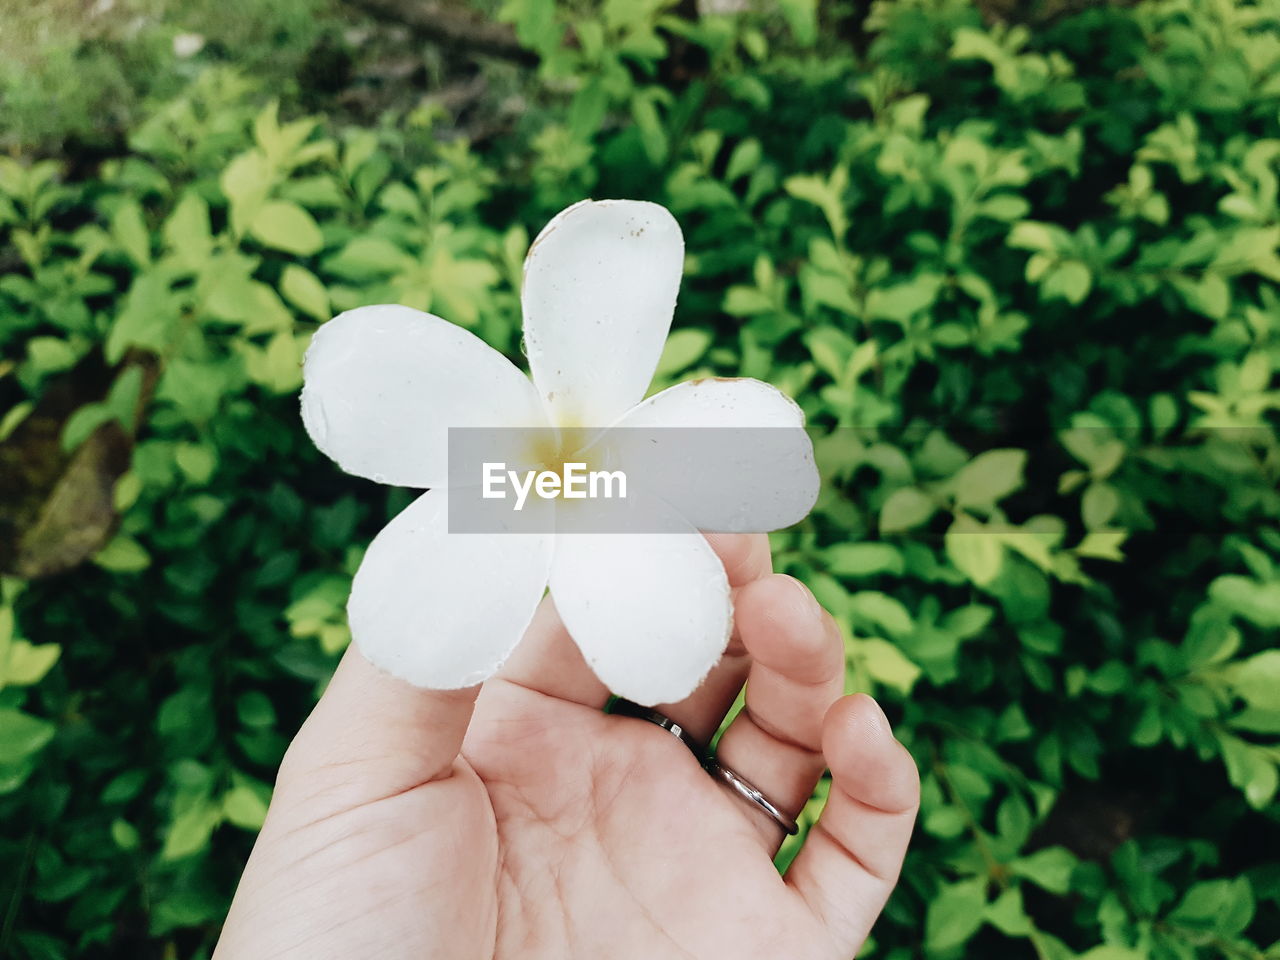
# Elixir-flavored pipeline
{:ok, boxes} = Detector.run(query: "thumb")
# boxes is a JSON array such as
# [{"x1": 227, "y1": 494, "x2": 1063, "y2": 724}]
[{"x1": 273, "y1": 643, "x2": 480, "y2": 812}]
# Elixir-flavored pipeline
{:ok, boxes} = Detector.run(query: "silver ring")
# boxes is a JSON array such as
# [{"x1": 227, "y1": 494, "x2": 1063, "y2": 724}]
[
  {"x1": 608, "y1": 698, "x2": 704, "y2": 759},
  {"x1": 609, "y1": 700, "x2": 799, "y2": 835},
  {"x1": 703, "y1": 757, "x2": 800, "y2": 836}
]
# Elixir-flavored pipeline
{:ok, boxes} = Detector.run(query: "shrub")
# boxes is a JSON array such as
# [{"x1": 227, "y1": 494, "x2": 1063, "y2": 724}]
[{"x1": 1, "y1": 1, "x2": 1278, "y2": 957}]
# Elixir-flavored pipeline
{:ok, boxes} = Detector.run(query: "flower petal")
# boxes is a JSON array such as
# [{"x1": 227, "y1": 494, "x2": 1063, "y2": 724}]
[
  {"x1": 550, "y1": 508, "x2": 732, "y2": 706},
  {"x1": 348, "y1": 488, "x2": 553, "y2": 688},
  {"x1": 302, "y1": 304, "x2": 547, "y2": 488},
  {"x1": 602, "y1": 377, "x2": 820, "y2": 532},
  {"x1": 522, "y1": 199, "x2": 684, "y2": 428}
]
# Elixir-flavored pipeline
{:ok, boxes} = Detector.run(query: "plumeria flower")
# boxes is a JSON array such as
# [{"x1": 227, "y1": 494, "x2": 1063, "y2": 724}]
[{"x1": 300, "y1": 199, "x2": 819, "y2": 705}]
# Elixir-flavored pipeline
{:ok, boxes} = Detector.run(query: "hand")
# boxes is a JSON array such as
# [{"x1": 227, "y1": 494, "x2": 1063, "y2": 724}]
[{"x1": 214, "y1": 534, "x2": 920, "y2": 960}]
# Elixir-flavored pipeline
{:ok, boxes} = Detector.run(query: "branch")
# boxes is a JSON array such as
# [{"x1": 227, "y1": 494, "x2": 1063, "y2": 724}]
[{"x1": 345, "y1": 0, "x2": 539, "y2": 66}]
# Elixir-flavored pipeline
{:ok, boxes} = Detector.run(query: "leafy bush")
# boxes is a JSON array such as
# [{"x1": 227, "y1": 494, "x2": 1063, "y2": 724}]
[
  {"x1": 0, "y1": 0, "x2": 331, "y2": 154},
  {"x1": 2, "y1": 0, "x2": 1279, "y2": 958}
]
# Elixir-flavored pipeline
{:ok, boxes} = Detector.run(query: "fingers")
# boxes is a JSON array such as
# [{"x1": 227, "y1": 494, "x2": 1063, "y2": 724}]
[
  {"x1": 708, "y1": 574, "x2": 845, "y2": 848},
  {"x1": 654, "y1": 532, "x2": 773, "y2": 743},
  {"x1": 787, "y1": 694, "x2": 920, "y2": 955},
  {"x1": 496, "y1": 593, "x2": 609, "y2": 707},
  {"x1": 704, "y1": 531, "x2": 775, "y2": 591},
  {"x1": 501, "y1": 532, "x2": 771, "y2": 718},
  {"x1": 276, "y1": 644, "x2": 481, "y2": 810}
]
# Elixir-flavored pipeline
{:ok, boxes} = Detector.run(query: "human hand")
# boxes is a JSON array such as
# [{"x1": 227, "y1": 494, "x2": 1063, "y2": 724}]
[{"x1": 214, "y1": 533, "x2": 920, "y2": 960}]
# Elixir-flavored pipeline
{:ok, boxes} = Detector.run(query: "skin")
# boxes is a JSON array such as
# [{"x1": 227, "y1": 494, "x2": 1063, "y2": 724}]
[{"x1": 214, "y1": 534, "x2": 920, "y2": 960}]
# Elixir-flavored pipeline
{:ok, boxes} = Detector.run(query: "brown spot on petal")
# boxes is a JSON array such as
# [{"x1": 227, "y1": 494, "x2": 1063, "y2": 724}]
[{"x1": 524, "y1": 198, "x2": 596, "y2": 264}]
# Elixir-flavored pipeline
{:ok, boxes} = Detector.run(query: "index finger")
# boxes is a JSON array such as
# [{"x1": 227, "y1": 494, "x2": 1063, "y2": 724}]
[{"x1": 276, "y1": 645, "x2": 480, "y2": 811}]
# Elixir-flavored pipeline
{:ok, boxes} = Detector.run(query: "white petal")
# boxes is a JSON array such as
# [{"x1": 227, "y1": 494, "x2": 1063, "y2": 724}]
[
  {"x1": 301, "y1": 304, "x2": 547, "y2": 488},
  {"x1": 601, "y1": 377, "x2": 820, "y2": 532},
  {"x1": 522, "y1": 199, "x2": 684, "y2": 428},
  {"x1": 348, "y1": 489, "x2": 553, "y2": 688},
  {"x1": 550, "y1": 507, "x2": 732, "y2": 705}
]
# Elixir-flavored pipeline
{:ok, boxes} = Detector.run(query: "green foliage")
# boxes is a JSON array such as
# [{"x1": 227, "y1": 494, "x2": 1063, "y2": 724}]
[
  {"x1": 0, "y1": 0, "x2": 329, "y2": 153},
  {"x1": 3, "y1": 0, "x2": 1280, "y2": 958}
]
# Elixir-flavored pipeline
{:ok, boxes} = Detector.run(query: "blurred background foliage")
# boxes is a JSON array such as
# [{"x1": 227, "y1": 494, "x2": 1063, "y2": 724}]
[{"x1": 1, "y1": 0, "x2": 1279, "y2": 957}]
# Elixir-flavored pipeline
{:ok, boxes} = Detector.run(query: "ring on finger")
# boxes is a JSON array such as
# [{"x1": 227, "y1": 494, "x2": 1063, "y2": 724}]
[
  {"x1": 703, "y1": 755, "x2": 800, "y2": 836},
  {"x1": 608, "y1": 697, "x2": 704, "y2": 759}
]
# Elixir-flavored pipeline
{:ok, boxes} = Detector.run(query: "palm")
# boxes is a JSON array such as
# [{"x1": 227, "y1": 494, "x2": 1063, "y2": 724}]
[
  {"x1": 466, "y1": 686, "x2": 822, "y2": 959},
  {"x1": 216, "y1": 538, "x2": 919, "y2": 960}
]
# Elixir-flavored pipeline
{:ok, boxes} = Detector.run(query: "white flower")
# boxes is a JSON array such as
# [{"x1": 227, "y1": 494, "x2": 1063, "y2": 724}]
[
  {"x1": 300, "y1": 199, "x2": 819, "y2": 705},
  {"x1": 172, "y1": 33, "x2": 206, "y2": 58}
]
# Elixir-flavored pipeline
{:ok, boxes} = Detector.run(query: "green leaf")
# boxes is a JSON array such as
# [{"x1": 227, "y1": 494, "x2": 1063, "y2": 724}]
[
  {"x1": 849, "y1": 591, "x2": 914, "y2": 636},
  {"x1": 26, "y1": 336, "x2": 78, "y2": 376},
  {"x1": 1210, "y1": 576, "x2": 1280, "y2": 628},
  {"x1": 866, "y1": 274, "x2": 943, "y2": 324},
  {"x1": 110, "y1": 200, "x2": 151, "y2": 268},
  {"x1": 163, "y1": 192, "x2": 213, "y2": 270},
  {"x1": 1218, "y1": 733, "x2": 1278, "y2": 808},
  {"x1": 976, "y1": 194, "x2": 1031, "y2": 222},
  {"x1": 724, "y1": 286, "x2": 774, "y2": 317},
  {"x1": 280, "y1": 264, "x2": 330, "y2": 321},
  {"x1": 105, "y1": 365, "x2": 144, "y2": 432},
  {"x1": 953, "y1": 449, "x2": 1026, "y2": 509},
  {"x1": 1060, "y1": 426, "x2": 1125, "y2": 476},
  {"x1": 93, "y1": 535, "x2": 151, "y2": 573},
  {"x1": 502, "y1": 0, "x2": 557, "y2": 47},
  {"x1": 1008, "y1": 221, "x2": 1065, "y2": 252},
  {"x1": 0, "y1": 401, "x2": 34, "y2": 442},
  {"x1": 324, "y1": 236, "x2": 412, "y2": 281},
  {"x1": 111, "y1": 818, "x2": 140, "y2": 851},
  {"x1": 925, "y1": 877, "x2": 987, "y2": 953},
  {"x1": 946, "y1": 516, "x2": 1004, "y2": 585},
  {"x1": 1224, "y1": 650, "x2": 1280, "y2": 710},
  {"x1": 1174, "y1": 271, "x2": 1231, "y2": 319},
  {"x1": 174, "y1": 443, "x2": 217, "y2": 485},
  {"x1": 220, "y1": 149, "x2": 273, "y2": 236},
  {"x1": 249, "y1": 201, "x2": 324, "y2": 256},
  {"x1": 630, "y1": 94, "x2": 669, "y2": 166},
  {"x1": 1169, "y1": 877, "x2": 1255, "y2": 938},
  {"x1": 827, "y1": 543, "x2": 904, "y2": 577},
  {"x1": 804, "y1": 326, "x2": 856, "y2": 380},
  {"x1": 1010, "y1": 846, "x2": 1077, "y2": 894},
  {"x1": 986, "y1": 886, "x2": 1033, "y2": 936},
  {"x1": 60, "y1": 404, "x2": 112, "y2": 452},
  {"x1": 236, "y1": 692, "x2": 277, "y2": 728},
  {"x1": 1, "y1": 639, "x2": 61, "y2": 688},
  {"x1": 1077, "y1": 948, "x2": 1147, "y2": 960},
  {"x1": 1082, "y1": 482, "x2": 1120, "y2": 528},
  {"x1": 777, "y1": 0, "x2": 818, "y2": 46},
  {"x1": 852, "y1": 637, "x2": 922, "y2": 695},
  {"x1": 725, "y1": 139, "x2": 762, "y2": 183},
  {"x1": 222, "y1": 785, "x2": 269, "y2": 830},
  {"x1": 881, "y1": 488, "x2": 936, "y2": 532},
  {"x1": 1043, "y1": 260, "x2": 1092, "y2": 304},
  {"x1": 241, "y1": 331, "x2": 306, "y2": 394},
  {"x1": 942, "y1": 604, "x2": 994, "y2": 639},
  {"x1": 207, "y1": 275, "x2": 294, "y2": 334},
  {"x1": 784, "y1": 169, "x2": 848, "y2": 239},
  {"x1": 161, "y1": 801, "x2": 222, "y2": 860},
  {"x1": 1073, "y1": 530, "x2": 1126, "y2": 561},
  {"x1": 655, "y1": 328, "x2": 712, "y2": 376},
  {"x1": 568, "y1": 78, "x2": 608, "y2": 139},
  {"x1": 106, "y1": 269, "x2": 179, "y2": 364},
  {"x1": 113, "y1": 471, "x2": 143, "y2": 512},
  {"x1": 0, "y1": 708, "x2": 56, "y2": 764}
]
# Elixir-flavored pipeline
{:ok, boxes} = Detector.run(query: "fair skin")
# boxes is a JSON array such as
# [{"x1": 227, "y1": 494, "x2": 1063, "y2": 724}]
[{"x1": 215, "y1": 533, "x2": 920, "y2": 960}]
